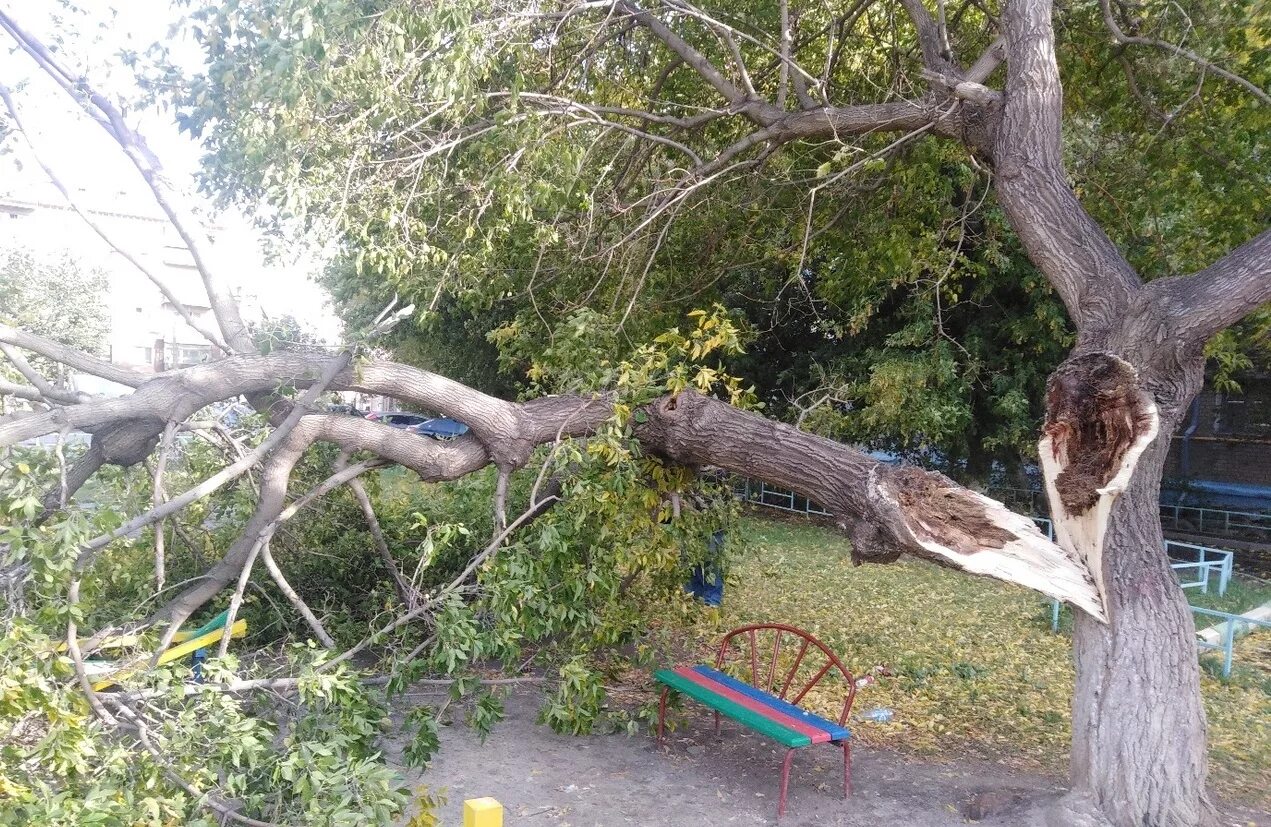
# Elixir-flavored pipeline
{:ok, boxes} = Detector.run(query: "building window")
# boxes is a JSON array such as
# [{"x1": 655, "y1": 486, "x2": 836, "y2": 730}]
[{"x1": 166, "y1": 343, "x2": 211, "y2": 368}]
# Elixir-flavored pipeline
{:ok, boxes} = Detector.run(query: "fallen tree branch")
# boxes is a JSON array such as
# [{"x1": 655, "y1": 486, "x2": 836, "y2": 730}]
[
  {"x1": 0, "y1": 342, "x2": 86, "y2": 403},
  {"x1": 72, "y1": 352, "x2": 352, "y2": 574},
  {"x1": 109, "y1": 673, "x2": 543, "y2": 702},
  {"x1": 334, "y1": 450, "x2": 417, "y2": 608},
  {"x1": 150, "y1": 422, "x2": 177, "y2": 596},
  {"x1": 0, "y1": 323, "x2": 145, "y2": 388},
  {"x1": 219, "y1": 539, "x2": 264, "y2": 658},
  {"x1": 258, "y1": 541, "x2": 337, "y2": 648}
]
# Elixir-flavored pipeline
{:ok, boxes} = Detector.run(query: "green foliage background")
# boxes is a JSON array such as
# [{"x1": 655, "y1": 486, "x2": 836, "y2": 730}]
[{"x1": 173, "y1": 0, "x2": 1269, "y2": 472}]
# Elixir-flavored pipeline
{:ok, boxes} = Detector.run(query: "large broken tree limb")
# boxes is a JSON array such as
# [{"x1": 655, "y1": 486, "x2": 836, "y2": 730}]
[
  {"x1": 0, "y1": 336, "x2": 1107, "y2": 622},
  {"x1": 69, "y1": 353, "x2": 350, "y2": 573},
  {"x1": 638, "y1": 390, "x2": 1105, "y2": 618}
]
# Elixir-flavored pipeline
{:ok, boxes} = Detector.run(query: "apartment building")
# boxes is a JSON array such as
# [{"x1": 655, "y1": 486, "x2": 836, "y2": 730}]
[{"x1": 0, "y1": 181, "x2": 262, "y2": 387}]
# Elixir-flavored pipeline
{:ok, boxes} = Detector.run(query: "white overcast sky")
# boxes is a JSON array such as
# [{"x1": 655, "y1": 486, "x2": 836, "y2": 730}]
[{"x1": 0, "y1": 1, "x2": 342, "y2": 340}]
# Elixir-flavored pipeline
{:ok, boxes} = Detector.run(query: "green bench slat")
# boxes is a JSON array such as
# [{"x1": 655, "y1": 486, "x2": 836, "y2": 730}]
[{"x1": 654, "y1": 668, "x2": 811, "y2": 748}]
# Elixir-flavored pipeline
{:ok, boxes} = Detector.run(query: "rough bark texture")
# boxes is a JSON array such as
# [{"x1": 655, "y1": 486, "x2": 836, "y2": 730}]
[
  {"x1": 638, "y1": 390, "x2": 1103, "y2": 616},
  {"x1": 985, "y1": 2, "x2": 1252, "y2": 820}
]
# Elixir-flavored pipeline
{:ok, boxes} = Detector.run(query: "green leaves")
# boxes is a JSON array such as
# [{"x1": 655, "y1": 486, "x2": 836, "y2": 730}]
[
  {"x1": 402, "y1": 706, "x2": 442, "y2": 769},
  {"x1": 539, "y1": 656, "x2": 607, "y2": 735}
]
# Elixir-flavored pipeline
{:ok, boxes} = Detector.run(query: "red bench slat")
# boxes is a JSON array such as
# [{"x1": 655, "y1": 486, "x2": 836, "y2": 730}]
[
  {"x1": 672, "y1": 666, "x2": 834, "y2": 744},
  {"x1": 692, "y1": 665, "x2": 850, "y2": 741}
]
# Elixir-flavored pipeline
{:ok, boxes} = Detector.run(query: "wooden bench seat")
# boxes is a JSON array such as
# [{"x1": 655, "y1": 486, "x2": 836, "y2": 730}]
[
  {"x1": 655, "y1": 665, "x2": 850, "y2": 747},
  {"x1": 655, "y1": 624, "x2": 857, "y2": 818}
]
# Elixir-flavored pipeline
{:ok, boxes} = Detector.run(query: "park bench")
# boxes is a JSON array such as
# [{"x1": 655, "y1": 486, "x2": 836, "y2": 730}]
[{"x1": 654, "y1": 623, "x2": 856, "y2": 818}]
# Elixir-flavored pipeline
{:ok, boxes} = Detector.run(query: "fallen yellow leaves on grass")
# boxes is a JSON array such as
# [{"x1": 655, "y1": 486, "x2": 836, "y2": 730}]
[{"x1": 686, "y1": 515, "x2": 1269, "y2": 809}]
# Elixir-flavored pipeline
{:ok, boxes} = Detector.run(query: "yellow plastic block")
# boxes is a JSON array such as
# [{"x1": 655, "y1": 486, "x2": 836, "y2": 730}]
[{"x1": 463, "y1": 797, "x2": 503, "y2": 827}]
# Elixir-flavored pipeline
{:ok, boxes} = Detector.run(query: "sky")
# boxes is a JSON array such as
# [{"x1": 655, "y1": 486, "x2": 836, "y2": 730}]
[{"x1": 0, "y1": 1, "x2": 343, "y2": 340}]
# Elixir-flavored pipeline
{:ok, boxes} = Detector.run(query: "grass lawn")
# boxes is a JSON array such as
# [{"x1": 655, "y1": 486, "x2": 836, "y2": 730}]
[{"x1": 696, "y1": 514, "x2": 1271, "y2": 808}]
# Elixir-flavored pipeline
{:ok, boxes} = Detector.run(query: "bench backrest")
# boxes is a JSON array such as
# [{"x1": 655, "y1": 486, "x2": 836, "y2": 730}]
[{"x1": 713, "y1": 623, "x2": 857, "y2": 726}]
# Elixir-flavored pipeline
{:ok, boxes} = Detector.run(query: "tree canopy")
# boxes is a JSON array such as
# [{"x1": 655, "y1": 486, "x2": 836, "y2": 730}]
[{"x1": 178, "y1": 0, "x2": 1268, "y2": 470}]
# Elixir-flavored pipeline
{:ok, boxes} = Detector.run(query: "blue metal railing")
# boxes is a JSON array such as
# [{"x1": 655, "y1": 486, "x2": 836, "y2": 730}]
[
  {"x1": 990, "y1": 487, "x2": 1271, "y2": 542},
  {"x1": 1047, "y1": 600, "x2": 1264, "y2": 679},
  {"x1": 1190, "y1": 607, "x2": 1271, "y2": 678},
  {"x1": 732, "y1": 478, "x2": 830, "y2": 517},
  {"x1": 1166, "y1": 541, "x2": 1234, "y2": 595},
  {"x1": 983, "y1": 507, "x2": 1256, "y2": 679},
  {"x1": 1034, "y1": 518, "x2": 1230, "y2": 596},
  {"x1": 742, "y1": 480, "x2": 1270, "y2": 543}
]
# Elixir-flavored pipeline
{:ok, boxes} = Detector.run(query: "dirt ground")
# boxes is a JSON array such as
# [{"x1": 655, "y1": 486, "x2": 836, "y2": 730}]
[{"x1": 384, "y1": 688, "x2": 1270, "y2": 827}]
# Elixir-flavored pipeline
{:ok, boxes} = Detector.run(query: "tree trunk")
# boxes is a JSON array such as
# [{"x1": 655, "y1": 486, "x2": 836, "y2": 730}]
[
  {"x1": 1065, "y1": 441, "x2": 1212, "y2": 825},
  {"x1": 1046, "y1": 347, "x2": 1214, "y2": 827}
]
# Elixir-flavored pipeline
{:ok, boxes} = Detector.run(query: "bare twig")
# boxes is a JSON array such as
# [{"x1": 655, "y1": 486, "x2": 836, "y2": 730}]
[
  {"x1": 0, "y1": 342, "x2": 85, "y2": 403},
  {"x1": 0, "y1": 11, "x2": 256, "y2": 352},
  {"x1": 334, "y1": 451, "x2": 417, "y2": 608},
  {"x1": 1099, "y1": 0, "x2": 1270, "y2": 105},
  {"x1": 0, "y1": 84, "x2": 230, "y2": 352},
  {"x1": 151, "y1": 422, "x2": 178, "y2": 595},
  {"x1": 218, "y1": 539, "x2": 263, "y2": 658},
  {"x1": 492, "y1": 466, "x2": 510, "y2": 536}
]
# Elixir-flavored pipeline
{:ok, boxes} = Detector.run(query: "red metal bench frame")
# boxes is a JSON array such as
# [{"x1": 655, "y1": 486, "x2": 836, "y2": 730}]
[{"x1": 657, "y1": 623, "x2": 857, "y2": 817}]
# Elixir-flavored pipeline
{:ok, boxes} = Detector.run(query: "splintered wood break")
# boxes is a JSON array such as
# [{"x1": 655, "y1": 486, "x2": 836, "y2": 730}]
[
  {"x1": 1043, "y1": 353, "x2": 1156, "y2": 515},
  {"x1": 883, "y1": 466, "x2": 1104, "y2": 617},
  {"x1": 892, "y1": 467, "x2": 1013, "y2": 554},
  {"x1": 1038, "y1": 352, "x2": 1158, "y2": 616}
]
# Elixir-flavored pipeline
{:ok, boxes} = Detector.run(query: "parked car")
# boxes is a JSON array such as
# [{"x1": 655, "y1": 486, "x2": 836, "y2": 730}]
[
  {"x1": 409, "y1": 417, "x2": 470, "y2": 440},
  {"x1": 364, "y1": 411, "x2": 430, "y2": 429}
]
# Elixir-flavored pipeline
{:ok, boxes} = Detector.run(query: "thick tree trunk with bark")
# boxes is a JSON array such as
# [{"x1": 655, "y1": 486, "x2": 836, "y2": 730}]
[
  {"x1": 1064, "y1": 433, "x2": 1212, "y2": 826},
  {"x1": 1042, "y1": 336, "x2": 1213, "y2": 826}
]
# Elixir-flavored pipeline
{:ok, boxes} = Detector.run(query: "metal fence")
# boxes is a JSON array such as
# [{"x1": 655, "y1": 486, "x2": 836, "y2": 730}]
[
  {"x1": 1159, "y1": 503, "x2": 1271, "y2": 542},
  {"x1": 991, "y1": 487, "x2": 1271, "y2": 544},
  {"x1": 732, "y1": 478, "x2": 830, "y2": 517},
  {"x1": 1191, "y1": 607, "x2": 1271, "y2": 678},
  {"x1": 1166, "y1": 541, "x2": 1234, "y2": 595}
]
